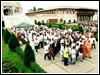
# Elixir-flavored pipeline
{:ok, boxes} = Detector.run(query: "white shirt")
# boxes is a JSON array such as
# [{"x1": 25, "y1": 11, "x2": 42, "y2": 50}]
[
  {"x1": 60, "y1": 39, "x2": 64, "y2": 44},
  {"x1": 34, "y1": 39, "x2": 39, "y2": 46},
  {"x1": 30, "y1": 40, "x2": 35, "y2": 50},
  {"x1": 44, "y1": 45, "x2": 49, "y2": 54},
  {"x1": 68, "y1": 47, "x2": 71, "y2": 55},
  {"x1": 71, "y1": 49, "x2": 76, "y2": 58},
  {"x1": 28, "y1": 33, "x2": 32, "y2": 41},
  {"x1": 71, "y1": 43, "x2": 76, "y2": 48},
  {"x1": 75, "y1": 45, "x2": 80, "y2": 52},
  {"x1": 60, "y1": 45, "x2": 64, "y2": 55},
  {"x1": 90, "y1": 37, "x2": 96, "y2": 44}
]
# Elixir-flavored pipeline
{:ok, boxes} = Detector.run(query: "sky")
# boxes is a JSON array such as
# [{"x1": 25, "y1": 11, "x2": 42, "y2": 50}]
[
  {"x1": 19, "y1": 1, "x2": 99, "y2": 13},
  {"x1": 2, "y1": 1, "x2": 99, "y2": 13}
]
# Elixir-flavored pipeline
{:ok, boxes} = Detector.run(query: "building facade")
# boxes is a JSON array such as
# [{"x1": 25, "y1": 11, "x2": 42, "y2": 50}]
[
  {"x1": 2, "y1": 2, "x2": 22, "y2": 16},
  {"x1": 26, "y1": 6, "x2": 98, "y2": 24}
]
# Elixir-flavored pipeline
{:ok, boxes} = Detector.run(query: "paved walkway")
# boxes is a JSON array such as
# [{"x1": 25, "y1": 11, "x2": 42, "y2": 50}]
[{"x1": 21, "y1": 42, "x2": 99, "y2": 73}]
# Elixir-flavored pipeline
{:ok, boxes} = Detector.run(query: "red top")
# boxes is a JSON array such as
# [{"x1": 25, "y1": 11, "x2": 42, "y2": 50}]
[{"x1": 49, "y1": 48, "x2": 54, "y2": 55}]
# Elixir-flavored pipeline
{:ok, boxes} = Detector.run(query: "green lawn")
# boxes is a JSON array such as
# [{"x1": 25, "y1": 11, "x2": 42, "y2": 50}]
[
  {"x1": 45, "y1": 23, "x2": 79, "y2": 31},
  {"x1": 2, "y1": 39, "x2": 33, "y2": 73}
]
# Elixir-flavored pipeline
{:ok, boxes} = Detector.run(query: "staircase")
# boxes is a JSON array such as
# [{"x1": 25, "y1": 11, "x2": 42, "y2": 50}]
[{"x1": 3, "y1": 13, "x2": 34, "y2": 28}]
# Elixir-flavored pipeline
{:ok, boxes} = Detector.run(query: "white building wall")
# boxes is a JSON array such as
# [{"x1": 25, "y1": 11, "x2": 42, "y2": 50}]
[
  {"x1": 62, "y1": 14, "x2": 77, "y2": 23},
  {"x1": 28, "y1": 13, "x2": 77, "y2": 23}
]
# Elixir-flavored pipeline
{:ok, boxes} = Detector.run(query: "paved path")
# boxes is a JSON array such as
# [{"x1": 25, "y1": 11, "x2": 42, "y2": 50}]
[{"x1": 21, "y1": 42, "x2": 99, "y2": 73}]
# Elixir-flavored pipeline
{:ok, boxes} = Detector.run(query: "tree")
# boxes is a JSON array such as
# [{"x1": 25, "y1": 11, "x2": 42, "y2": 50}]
[
  {"x1": 28, "y1": 9, "x2": 33, "y2": 12},
  {"x1": 79, "y1": 26, "x2": 84, "y2": 34},
  {"x1": 23, "y1": 44, "x2": 35, "y2": 67},
  {"x1": 42, "y1": 20, "x2": 45, "y2": 25},
  {"x1": 37, "y1": 21, "x2": 41, "y2": 26},
  {"x1": 34, "y1": 20, "x2": 37, "y2": 25},
  {"x1": 8, "y1": 34, "x2": 20, "y2": 51},
  {"x1": 3, "y1": 28, "x2": 11, "y2": 43},
  {"x1": 59, "y1": 24, "x2": 62, "y2": 29},
  {"x1": 33, "y1": 6, "x2": 36, "y2": 11},
  {"x1": 37, "y1": 8, "x2": 43, "y2": 11}
]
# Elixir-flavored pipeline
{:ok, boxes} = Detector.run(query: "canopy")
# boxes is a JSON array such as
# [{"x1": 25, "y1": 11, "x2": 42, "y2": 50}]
[{"x1": 14, "y1": 22, "x2": 33, "y2": 28}]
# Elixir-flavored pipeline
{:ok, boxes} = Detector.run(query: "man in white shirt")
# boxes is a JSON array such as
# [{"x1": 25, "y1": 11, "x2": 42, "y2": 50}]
[
  {"x1": 34, "y1": 37, "x2": 39, "y2": 53},
  {"x1": 44, "y1": 42, "x2": 50, "y2": 60}
]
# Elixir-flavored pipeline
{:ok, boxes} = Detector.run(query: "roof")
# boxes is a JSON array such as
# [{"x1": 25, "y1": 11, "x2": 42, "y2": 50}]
[
  {"x1": 14, "y1": 22, "x2": 33, "y2": 28},
  {"x1": 26, "y1": 5, "x2": 97, "y2": 13}
]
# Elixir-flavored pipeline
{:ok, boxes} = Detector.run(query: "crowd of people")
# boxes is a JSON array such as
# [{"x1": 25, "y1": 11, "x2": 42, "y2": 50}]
[{"x1": 10, "y1": 22, "x2": 97, "y2": 66}]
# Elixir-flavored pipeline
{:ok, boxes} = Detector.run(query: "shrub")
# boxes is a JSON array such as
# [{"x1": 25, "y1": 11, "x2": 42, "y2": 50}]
[
  {"x1": 23, "y1": 44, "x2": 35, "y2": 67},
  {"x1": 15, "y1": 47, "x2": 23, "y2": 58},
  {"x1": 37, "y1": 21, "x2": 41, "y2": 26},
  {"x1": 95, "y1": 33, "x2": 98, "y2": 41},
  {"x1": 34, "y1": 20, "x2": 37, "y2": 25},
  {"x1": 30, "y1": 62, "x2": 46, "y2": 73},
  {"x1": 8, "y1": 34, "x2": 20, "y2": 51},
  {"x1": 94, "y1": 31, "x2": 98, "y2": 41},
  {"x1": 72, "y1": 25, "x2": 79, "y2": 31},
  {"x1": 79, "y1": 26, "x2": 84, "y2": 34},
  {"x1": 48, "y1": 24, "x2": 52, "y2": 28},
  {"x1": 59, "y1": 24, "x2": 62, "y2": 29},
  {"x1": 3, "y1": 28, "x2": 11, "y2": 43}
]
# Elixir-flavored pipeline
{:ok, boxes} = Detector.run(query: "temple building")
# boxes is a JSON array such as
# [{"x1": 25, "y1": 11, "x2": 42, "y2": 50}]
[
  {"x1": 1, "y1": 2, "x2": 98, "y2": 28},
  {"x1": 2, "y1": 2, "x2": 22, "y2": 16},
  {"x1": 26, "y1": 6, "x2": 98, "y2": 24}
]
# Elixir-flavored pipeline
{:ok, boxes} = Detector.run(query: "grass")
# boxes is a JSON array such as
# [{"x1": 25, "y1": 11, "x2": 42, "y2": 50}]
[
  {"x1": 2, "y1": 39, "x2": 33, "y2": 73},
  {"x1": 45, "y1": 23, "x2": 79, "y2": 31}
]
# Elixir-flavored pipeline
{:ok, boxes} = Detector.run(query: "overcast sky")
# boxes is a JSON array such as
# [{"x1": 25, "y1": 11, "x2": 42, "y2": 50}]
[
  {"x1": 4, "y1": 1, "x2": 99, "y2": 13},
  {"x1": 20, "y1": 1, "x2": 99, "y2": 13}
]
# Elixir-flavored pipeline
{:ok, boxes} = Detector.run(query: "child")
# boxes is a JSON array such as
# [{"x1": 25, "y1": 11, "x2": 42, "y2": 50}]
[{"x1": 49, "y1": 47, "x2": 55, "y2": 60}]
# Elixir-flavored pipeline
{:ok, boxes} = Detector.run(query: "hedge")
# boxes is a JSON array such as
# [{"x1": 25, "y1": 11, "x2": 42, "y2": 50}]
[
  {"x1": 8, "y1": 34, "x2": 20, "y2": 51},
  {"x1": 30, "y1": 62, "x2": 46, "y2": 73},
  {"x1": 23, "y1": 44, "x2": 35, "y2": 67},
  {"x1": 3, "y1": 28, "x2": 11, "y2": 43},
  {"x1": 15, "y1": 47, "x2": 24, "y2": 59}
]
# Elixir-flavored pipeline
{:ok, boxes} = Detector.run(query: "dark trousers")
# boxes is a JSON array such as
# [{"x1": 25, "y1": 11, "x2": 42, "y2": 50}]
[
  {"x1": 92, "y1": 44, "x2": 96, "y2": 49},
  {"x1": 44, "y1": 53, "x2": 50, "y2": 60},
  {"x1": 39, "y1": 41, "x2": 43, "y2": 48},
  {"x1": 49, "y1": 54, "x2": 55, "y2": 60},
  {"x1": 76, "y1": 53, "x2": 79, "y2": 61},
  {"x1": 35, "y1": 46, "x2": 38, "y2": 52},
  {"x1": 53, "y1": 47, "x2": 57, "y2": 57},
  {"x1": 64, "y1": 57, "x2": 68, "y2": 66}
]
